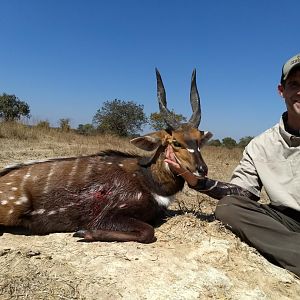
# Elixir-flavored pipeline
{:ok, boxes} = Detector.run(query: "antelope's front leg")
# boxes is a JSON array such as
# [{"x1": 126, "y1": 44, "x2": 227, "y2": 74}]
[{"x1": 73, "y1": 217, "x2": 155, "y2": 243}]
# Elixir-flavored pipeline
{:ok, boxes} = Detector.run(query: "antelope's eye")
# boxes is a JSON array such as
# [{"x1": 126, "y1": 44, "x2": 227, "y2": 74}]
[{"x1": 172, "y1": 140, "x2": 182, "y2": 148}]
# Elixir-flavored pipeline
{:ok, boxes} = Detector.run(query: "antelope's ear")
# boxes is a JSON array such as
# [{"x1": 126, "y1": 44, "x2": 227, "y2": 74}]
[
  {"x1": 199, "y1": 131, "x2": 213, "y2": 147},
  {"x1": 130, "y1": 132, "x2": 164, "y2": 151}
]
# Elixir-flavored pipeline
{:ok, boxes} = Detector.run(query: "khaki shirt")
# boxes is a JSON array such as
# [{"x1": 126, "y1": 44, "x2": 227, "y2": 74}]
[{"x1": 230, "y1": 113, "x2": 300, "y2": 212}]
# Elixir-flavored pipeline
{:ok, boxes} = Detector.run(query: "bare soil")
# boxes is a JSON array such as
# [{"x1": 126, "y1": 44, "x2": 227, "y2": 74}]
[{"x1": 0, "y1": 134, "x2": 299, "y2": 299}]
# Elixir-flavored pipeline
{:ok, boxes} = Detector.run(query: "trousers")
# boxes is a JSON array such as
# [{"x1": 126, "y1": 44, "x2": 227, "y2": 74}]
[{"x1": 215, "y1": 195, "x2": 300, "y2": 277}]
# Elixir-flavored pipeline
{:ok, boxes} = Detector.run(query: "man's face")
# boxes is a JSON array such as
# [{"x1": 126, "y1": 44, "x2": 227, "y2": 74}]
[{"x1": 279, "y1": 69, "x2": 300, "y2": 116}]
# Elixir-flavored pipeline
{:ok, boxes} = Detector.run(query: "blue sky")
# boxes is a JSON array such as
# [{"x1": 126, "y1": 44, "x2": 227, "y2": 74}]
[{"x1": 1, "y1": 0, "x2": 299, "y2": 140}]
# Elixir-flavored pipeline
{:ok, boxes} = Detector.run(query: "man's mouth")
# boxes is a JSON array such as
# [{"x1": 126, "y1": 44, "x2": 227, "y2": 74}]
[{"x1": 293, "y1": 100, "x2": 300, "y2": 106}]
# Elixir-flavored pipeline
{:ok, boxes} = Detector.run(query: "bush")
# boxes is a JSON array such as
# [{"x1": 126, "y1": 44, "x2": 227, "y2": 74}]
[{"x1": 36, "y1": 120, "x2": 50, "y2": 130}]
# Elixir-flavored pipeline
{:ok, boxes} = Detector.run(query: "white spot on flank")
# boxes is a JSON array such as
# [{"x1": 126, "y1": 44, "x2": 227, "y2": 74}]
[
  {"x1": 1, "y1": 200, "x2": 8, "y2": 205},
  {"x1": 19, "y1": 196, "x2": 29, "y2": 204},
  {"x1": 47, "y1": 210, "x2": 57, "y2": 215},
  {"x1": 9, "y1": 196, "x2": 15, "y2": 200},
  {"x1": 11, "y1": 187, "x2": 18, "y2": 191},
  {"x1": 187, "y1": 148, "x2": 195, "y2": 153},
  {"x1": 8, "y1": 209, "x2": 14, "y2": 214},
  {"x1": 67, "y1": 158, "x2": 79, "y2": 187},
  {"x1": 137, "y1": 192, "x2": 142, "y2": 200},
  {"x1": 59, "y1": 207, "x2": 66, "y2": 212},
  {"x1": 132, "y1": 173, "x2": 136, "y2": 177},
  {"x1": 106, "y1": 162, "x2": 112, "y2": 165},
  {"x1": 6, "y1": 182, "x2": 12, "y2": 185},
  {"x1": 83, "y1": 163, "x2": 93, "y2": 182},
  {"x1": 119, "y1": 204, "x2": 127, "y2": 208},
  {"x1": 0, "y1": 191, "x2": 3, "y2": 194},
  {"x1": 118, "y1": 163, "x2": 124, "y2": 167},
  {"x1": 43, "y1": 163, "x2": 57, "y2": 194},
  {"x1": 20, "y1": 166, "x2": 33, "y2": 191},
  {"x1": 152, "y1": 193, "x2": 175, "y2": 207}
]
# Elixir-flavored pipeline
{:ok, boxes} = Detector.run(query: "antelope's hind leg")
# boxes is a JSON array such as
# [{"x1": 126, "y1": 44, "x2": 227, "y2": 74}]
[{"x1": 73, "y1": 217, "x2": 156, "y2": 243}]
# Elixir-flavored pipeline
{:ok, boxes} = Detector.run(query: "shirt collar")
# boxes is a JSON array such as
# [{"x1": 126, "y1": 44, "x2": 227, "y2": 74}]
[{"x1": 279, "y1": 112, "x2": 300, "y2": 147}]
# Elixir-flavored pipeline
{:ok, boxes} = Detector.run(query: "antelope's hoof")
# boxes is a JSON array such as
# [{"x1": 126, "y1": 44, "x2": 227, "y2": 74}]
[
  {"x1": 73, "y1": 230, "x2": 94, "y2": 241},
  {"x1": 73, "y1": 230, "x2": 87, "y2": 238}
]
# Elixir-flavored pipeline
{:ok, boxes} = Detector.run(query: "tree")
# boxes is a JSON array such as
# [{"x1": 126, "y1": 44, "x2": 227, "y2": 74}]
[
  {"x1": 238, "y1": 136, "x2": 254, "y2": 148},
  {"x1": 208, "y1": 139, "x2": 222, "y2": 147},
  {"x1": 222, "y1": 137, "x2": 237, "y2": 149},
  {"x1": 0, "y1": 93, "x2": 30, "y2": 121},
  {"x1": 93, "y1": 99, "x2": 147, "y2": 137},
  {"x1": 77, "y1": 123, "x2": 95, "y2": 135},
  {"x1": 149, "y1": 111, "x2": 187, "y2": 131},
  {"x1": 59, "y1": 118, "x2": 71, "y2": 132}
]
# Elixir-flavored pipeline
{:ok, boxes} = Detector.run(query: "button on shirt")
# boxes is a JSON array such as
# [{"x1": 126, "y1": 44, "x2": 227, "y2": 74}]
[{"x1": 230, "y1": 113, "x2": 300, "y2": 212}]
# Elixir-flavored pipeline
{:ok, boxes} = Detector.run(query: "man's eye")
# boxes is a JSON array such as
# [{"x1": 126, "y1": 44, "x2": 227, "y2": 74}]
[{"x1": 172, "y1": 141, "x2": 182, "y2": 147}]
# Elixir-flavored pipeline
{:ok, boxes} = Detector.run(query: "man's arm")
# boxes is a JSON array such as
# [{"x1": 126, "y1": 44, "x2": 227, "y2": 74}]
[
  {"x1": 189, "y1": 177, "x2": 259, "y2": 201},
  {"x1": 164, "y1": 145, "x2": 259, "y2": 201}
]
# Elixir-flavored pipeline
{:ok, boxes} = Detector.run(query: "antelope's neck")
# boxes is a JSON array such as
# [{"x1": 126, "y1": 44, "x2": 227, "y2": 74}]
[{"x1": 145, "y1": 156, "x2": 185, "y2": 196}]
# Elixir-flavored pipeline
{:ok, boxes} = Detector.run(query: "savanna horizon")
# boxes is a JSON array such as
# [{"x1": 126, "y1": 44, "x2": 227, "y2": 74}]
[{"x1": 0, "y1": 121, "x2": 243, "y2": 181}]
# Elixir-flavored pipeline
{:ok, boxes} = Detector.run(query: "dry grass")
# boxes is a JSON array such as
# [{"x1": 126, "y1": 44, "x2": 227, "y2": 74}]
[
  {"x1": 0, "y1": 121, "x2": 243, "y2": 177},
  {"x1": 0, "y1": 122, "x2": 139, "y2": 168}
]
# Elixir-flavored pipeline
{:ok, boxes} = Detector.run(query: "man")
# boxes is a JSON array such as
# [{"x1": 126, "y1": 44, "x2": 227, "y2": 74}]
[{"x1": 165, "y1": 53, "x2": 300, "y2": 277}]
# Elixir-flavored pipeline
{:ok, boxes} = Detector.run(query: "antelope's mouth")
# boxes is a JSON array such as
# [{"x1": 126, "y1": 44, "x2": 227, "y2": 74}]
[{"x1": 174, "y1": 154, "x2": 207, "y2": 178}]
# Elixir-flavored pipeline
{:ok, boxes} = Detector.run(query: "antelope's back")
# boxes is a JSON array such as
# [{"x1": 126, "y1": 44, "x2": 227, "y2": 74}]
[{"x1": 0, "y1": 153, "x2": 146, "y2": 226}]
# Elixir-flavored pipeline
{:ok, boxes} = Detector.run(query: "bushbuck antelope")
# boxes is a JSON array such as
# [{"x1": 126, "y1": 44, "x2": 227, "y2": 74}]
[{"x1": 0, "y1": 69, "x2": 212, "y2": 243}]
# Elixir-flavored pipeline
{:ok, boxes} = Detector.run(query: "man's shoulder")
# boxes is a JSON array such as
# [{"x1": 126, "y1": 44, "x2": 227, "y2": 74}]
[{"x1": 245, "y1": 123, "x2": 279, "y2": 154}]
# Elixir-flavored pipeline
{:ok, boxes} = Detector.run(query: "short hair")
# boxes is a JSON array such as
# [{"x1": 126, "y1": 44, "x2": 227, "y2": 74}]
[{"x1": 281, "y1": 65, "x2": 300, "y2": 86}]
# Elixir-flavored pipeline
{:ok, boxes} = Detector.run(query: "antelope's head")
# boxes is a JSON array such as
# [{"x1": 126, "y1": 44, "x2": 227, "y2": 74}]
[{"x1": 131, "y1": 69, "x2": 212, "y2": 178}]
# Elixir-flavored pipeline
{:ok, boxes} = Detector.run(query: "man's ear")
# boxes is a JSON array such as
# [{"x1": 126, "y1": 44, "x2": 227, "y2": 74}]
[{"x1": 278, "y1": 84, "x2": 284, "y2": 97}]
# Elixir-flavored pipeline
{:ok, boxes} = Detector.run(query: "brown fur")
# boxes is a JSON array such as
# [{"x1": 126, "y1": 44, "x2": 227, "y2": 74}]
[
  {"x1": 0, "y1": 128, "x2": 211, "y2": 243},
  {"x1": 0, "y1": 70, "x2": 212, "y2": 243}
]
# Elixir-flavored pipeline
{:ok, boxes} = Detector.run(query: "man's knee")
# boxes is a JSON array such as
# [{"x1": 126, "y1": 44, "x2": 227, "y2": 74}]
[
  {"x1": 215, "y1": 196, "x2": 234, "y2": 224},
  {"x1": 215, "y1": 195, "x2": 254, "y2": 227}
]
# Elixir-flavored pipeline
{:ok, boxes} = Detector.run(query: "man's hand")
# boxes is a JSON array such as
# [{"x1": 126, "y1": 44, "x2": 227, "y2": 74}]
[
  {"x1": 164, "y1": 145, "x2": 184, "y2": 172},
  {"x1": 164, "y1": 145, "x2": 198, "y2": 186}
]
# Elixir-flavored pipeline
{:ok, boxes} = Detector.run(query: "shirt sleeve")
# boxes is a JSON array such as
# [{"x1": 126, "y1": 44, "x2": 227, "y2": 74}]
[{"x1": 230, "y1": 145, "x2": 262, "y2": 198}]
